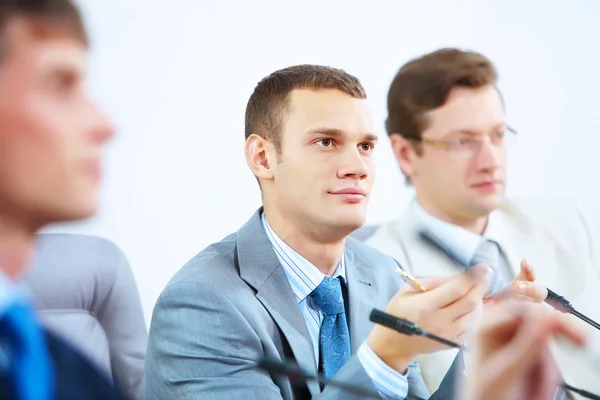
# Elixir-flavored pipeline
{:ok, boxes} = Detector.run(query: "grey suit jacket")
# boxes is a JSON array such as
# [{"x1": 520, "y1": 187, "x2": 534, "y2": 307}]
[
  {"x1": 28, "y1": 234, "x2": 147, "y2": 400},
  {"x1": 145, "y1": 209, "x2": 458, "y2": 399}
]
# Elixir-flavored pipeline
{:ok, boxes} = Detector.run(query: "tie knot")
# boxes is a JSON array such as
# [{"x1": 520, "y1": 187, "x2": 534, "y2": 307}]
[{"x1": 310, "y1": 276, "x2": 345, "y2": 316}]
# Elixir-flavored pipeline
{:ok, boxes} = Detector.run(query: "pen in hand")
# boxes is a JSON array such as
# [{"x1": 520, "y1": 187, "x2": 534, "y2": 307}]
[
  {"x1": 394, "y1": 267, "x2": 494, "y2": 302},
  {"x1": 394, "y1": 268, "x2": 428, "y2": 292}
]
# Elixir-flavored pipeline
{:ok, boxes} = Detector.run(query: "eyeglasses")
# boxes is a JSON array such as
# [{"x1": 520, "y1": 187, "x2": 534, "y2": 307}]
[{"x1": 410, "y1": 126, "x2": 517, "y2": 157}]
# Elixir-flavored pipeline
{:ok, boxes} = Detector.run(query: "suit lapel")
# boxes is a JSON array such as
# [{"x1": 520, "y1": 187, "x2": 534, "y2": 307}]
[
  {"x1": 237, "y1": 209, "x2": 320, "y2": 396},
  {"x1": 345, "y1": 246, "x2": 378, "y2": 353},
  {"x1": 492, "y1": 202, "x2": 562, "y2": 288},
  {"x1": 392, "y1": 208, "x2": 463, "y2": 278}
]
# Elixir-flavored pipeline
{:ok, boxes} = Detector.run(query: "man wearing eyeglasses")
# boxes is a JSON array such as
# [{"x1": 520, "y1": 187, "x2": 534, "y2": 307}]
[{"x1": 358, "y1": 48, "x2": 600, "y2": 397}]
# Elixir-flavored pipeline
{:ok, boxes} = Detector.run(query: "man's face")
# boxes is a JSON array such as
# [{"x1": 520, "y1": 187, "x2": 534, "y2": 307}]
[
  {"x1": 0, "y1": 19, "x2": 114, "y2": 227},
  {"x1": 267, "y1": 89, "x2": 376, "y2": 239},
  {"x1": 402, "y1": 85, "x2": 507, "y2": 221}
]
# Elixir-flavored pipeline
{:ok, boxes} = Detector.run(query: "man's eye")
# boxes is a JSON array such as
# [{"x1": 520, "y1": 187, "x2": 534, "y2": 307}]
[
  {"x1": 453, "y1": 138, "x2": 473, "y2": 146},
  {"x1": 360, "y1": 143, "x2": 374, "y2": 151},
  {"x1": 316, "y1": 139, "x2": 333, "y2": 147}
]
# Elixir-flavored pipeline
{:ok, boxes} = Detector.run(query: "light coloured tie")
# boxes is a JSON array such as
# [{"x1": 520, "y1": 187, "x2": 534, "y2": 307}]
[{"x1": 470, "y1": 239, "x2": 506, "y2": 295}]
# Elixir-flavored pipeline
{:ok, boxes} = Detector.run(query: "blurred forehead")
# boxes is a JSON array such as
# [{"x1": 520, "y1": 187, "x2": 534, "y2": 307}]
[
  {"x1": 0, "y1": 17, "x2": 86, "y2": 81},
  {"x1": 424, "y1": 85, "x2": 505, "y2": 137},
  {"x1": 1, "y1": 16, "x2": 86, "y2": 62}
]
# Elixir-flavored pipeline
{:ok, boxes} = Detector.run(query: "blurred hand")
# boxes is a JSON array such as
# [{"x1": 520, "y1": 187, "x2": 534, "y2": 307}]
[
  {"x1": 463, "y1": 299, "x2": 586, "y2": 400},
  {"x1": 366, "y1": 264, "x2": 491, "y2": 373},
  {"x1": 487, "y1": 259, "x2": 548, "y2": 304}
]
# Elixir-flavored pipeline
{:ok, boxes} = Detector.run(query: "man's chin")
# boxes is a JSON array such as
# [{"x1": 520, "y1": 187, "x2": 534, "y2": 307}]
[
  {"x1": 330, "y1": 211, "x2": 366, "y2": 236},
  {"x1": 45, "y1": 199, "x2": 98, "y2": 225},
  {"x1": 472, "y1": 196, "x2": 503, "y2": 216}
]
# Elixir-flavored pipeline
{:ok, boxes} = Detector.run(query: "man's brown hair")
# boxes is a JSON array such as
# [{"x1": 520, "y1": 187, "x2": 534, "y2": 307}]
[
  {"x1": 0, "y1": 0, "x2": 87, "y2": 62},
  {"x1": 385, "y1": 48, "x2": 499, "y2": 141},
  {"x1": 245, "y1": 64, "x2": 367, "y2": 152}
]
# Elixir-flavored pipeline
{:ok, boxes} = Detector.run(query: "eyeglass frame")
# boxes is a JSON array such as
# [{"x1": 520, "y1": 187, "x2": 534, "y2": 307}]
[{"x1": 405, "y1": 125, "x2": 517, "y2": 157}]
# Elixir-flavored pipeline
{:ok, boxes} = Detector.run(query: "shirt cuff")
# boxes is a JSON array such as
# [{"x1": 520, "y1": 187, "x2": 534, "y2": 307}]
[{"x1": 357, "y1": 343, "x2": 409, "y2": 399}]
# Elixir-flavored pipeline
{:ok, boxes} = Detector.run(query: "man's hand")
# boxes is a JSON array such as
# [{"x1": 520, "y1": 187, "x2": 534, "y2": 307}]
[
  {"x1": 463, "y1": 300, "x2": 586, "y2": 400},
  {"x1": 366, "y1": 264, "x2": 492, "y2": 373},
  {"x1": 488, "y1": 259, "x2": 548, "y2": 304}
]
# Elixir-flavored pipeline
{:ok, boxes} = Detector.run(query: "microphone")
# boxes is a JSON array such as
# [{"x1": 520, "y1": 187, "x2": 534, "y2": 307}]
[
  {"x1": 371, "y1": 308, "x2": 600, "y2": 400},
  {"x1": 418, "y1": 230, "x2": 600, "y2": 332},
  {"x1": 369, "y1": 308, "x2": 464, "y2": 350},
  {"x1": 545, "y1": 289, "x2": 600, "y2": 331},
  {"x1": 563, "y1": 384, "x2": 600, "y2": 400},
  {"x1": 256, "y1": 357, "x2": 382, "y2": 399}
]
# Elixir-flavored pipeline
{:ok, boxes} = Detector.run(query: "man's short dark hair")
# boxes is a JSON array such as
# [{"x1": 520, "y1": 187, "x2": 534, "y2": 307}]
[
  {"x1": 386, "y1": 48, "x2": 500, "y2": 184},
  {"x1": 0, "y1": 0, "x2": 87, "y2": 62},
  {"x1": 245, "y1": 64, "x2": 367, "y2": 152},
  {"x1": 386, "y1": 48, "x2": 499, "y2": 141}
]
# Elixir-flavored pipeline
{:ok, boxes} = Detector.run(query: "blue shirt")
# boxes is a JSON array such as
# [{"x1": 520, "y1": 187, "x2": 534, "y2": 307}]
[
  {"x1": 0, "y1": 269, "x2": 31, "y2": 370},
  {"x1": 261, "y1": 213, "x2": 409, "y2": 399}
]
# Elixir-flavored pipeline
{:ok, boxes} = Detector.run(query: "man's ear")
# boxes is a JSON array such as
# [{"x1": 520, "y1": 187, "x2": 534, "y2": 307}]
[
  {"x1": 389, "y1": 133, "x2": 416, "y2": 179},
  {"x1": 245, "y1": 134, "x2": 276, "y2": 181}
]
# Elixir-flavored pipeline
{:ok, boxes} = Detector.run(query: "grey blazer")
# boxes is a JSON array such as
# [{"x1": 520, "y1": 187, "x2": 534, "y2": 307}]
[
  {"x1": 145, "y1": 209, "x2": 459, "y2": 399},
  {"x1": 27, "y1": 233, "x2": 147, "y2": 400}
]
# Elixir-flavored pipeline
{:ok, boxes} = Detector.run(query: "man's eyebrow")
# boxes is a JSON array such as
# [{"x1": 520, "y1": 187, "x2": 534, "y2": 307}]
[
  {"x1": 447, "y1": 122, "x2": 510, "y2": 136},
  {"x1": 305, "y1": 128, "x2": 378, "y2": 141}
]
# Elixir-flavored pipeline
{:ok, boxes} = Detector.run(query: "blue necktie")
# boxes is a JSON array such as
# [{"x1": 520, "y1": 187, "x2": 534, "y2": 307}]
[
  {"x1": 310, "y1": 276, "x2": 351, "y2": 382},
  {"x1": 0, "y1": 302, "x2": 54, "y2": 400}
]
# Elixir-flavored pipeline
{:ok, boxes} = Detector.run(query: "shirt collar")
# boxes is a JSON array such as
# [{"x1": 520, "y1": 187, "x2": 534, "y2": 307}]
[
  {"x1": 414, "y1": 200, "x2": 503, "y2": 266},
  {"x1": 261, "y1": 212, "x2": 346, "y2": 303},
  {"x1": 0, "y1": 266, "x2": 30, "y2": 316}
]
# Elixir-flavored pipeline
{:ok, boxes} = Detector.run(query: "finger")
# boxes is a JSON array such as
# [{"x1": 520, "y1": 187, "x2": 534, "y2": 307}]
[
  {"x1": 396, "y1": 275, "x2": 449, "y2": 296},
  {"x1": 447, "y1": 284, "x2": 487, "y2": 323},
  {"x1": 452, "y1": 303, "x2": 483, "y2": 342},
  {"x1": 409, "y1": 275, "x2": 449, "y2": 291},
  {"x1": 474, "y1": 299, "x2": 521, "y2": 336},
  {"x1": 511, "y1": 281, "x2": 547, "y2": 303},
  {"x1": 521, "y1": 259, "x2": 536, "y2": 281},
  {"x1": 514, "y1": 258, "x2": 536, "y2": 282},
  {"x1": 479, "y1": 310, "x2": 551, "y2": 391},
  {"x1": 419, "y1": 270, "x2": 483, "y2": 309},
  {"x1": 542, "y1": 311, "x2": 587, "y2": 346},
  {"x1": 459, "y1": 265, "x2": 494, "y2": 307}
]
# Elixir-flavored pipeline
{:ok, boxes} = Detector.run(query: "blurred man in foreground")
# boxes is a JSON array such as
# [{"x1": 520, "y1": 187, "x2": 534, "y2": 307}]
[{"x1": 0, "y1": 1, "x2": 124, "y2": 398}]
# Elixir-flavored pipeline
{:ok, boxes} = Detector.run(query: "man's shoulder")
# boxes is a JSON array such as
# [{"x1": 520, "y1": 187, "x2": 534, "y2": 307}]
[
  {"x1": 499, "y1": 197, "x2": 590, "y2": 232},
  {"x1": 165, "y1": 232, "x2": 241, "y2": 290},
  {"x1": 503, "y1": 197, "x2": 580, "y2": 217}
]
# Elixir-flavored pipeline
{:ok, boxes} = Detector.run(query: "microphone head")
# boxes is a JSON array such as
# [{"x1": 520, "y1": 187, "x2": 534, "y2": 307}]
[{"x1": 369, "y1": 308, "x2": 417, "y2": 335}]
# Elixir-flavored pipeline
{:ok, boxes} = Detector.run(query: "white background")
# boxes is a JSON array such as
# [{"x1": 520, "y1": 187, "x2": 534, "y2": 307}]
[{"x1": 46, "y1": 0, "x2": 600, "y2": 325}]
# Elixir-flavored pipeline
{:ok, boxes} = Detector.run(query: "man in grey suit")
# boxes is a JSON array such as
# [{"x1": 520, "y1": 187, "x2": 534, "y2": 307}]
[{"x1": 145, "y1": 65, "x2": 491, "y2": 399}]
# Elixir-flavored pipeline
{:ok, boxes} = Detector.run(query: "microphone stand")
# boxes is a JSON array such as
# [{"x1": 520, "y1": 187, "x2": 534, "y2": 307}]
[{"x1": 256, "y1": 358, "x2": 383, "y2": 399}]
